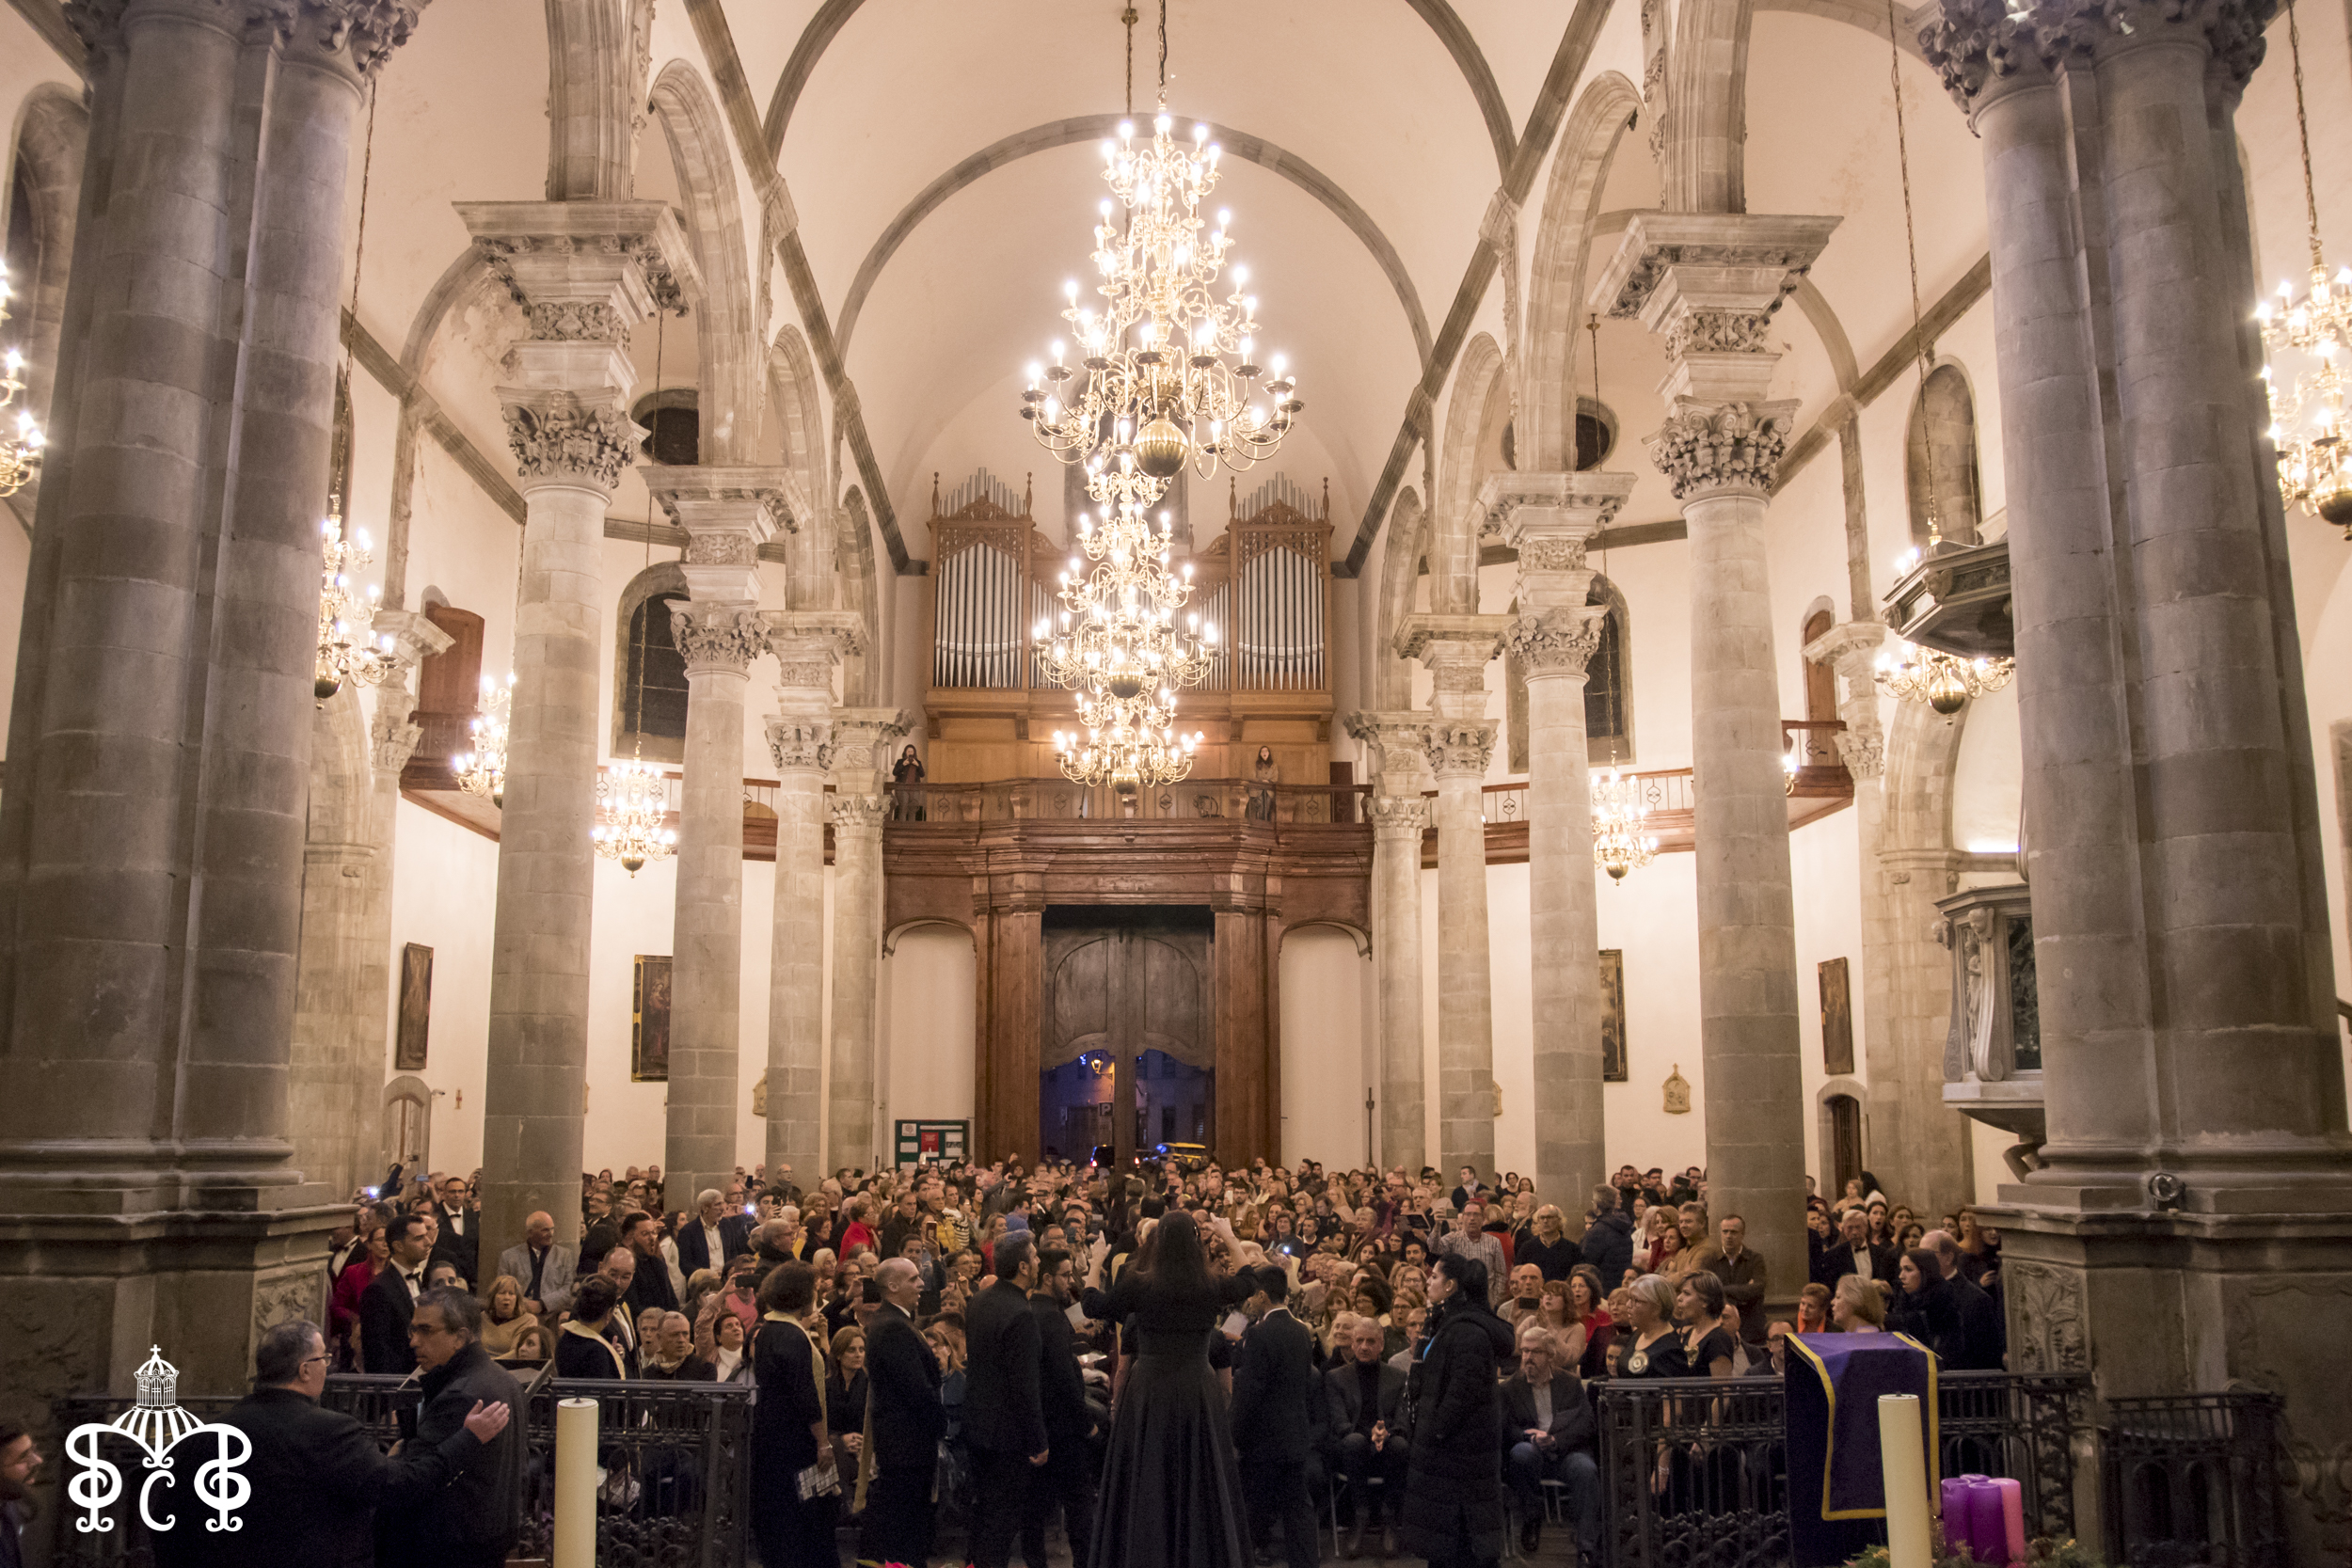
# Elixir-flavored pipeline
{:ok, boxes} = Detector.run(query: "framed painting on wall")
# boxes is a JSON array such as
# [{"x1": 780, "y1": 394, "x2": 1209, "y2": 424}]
[
  {"x1": 395, "y1": 943, "x2": 432, "y2": 1071},
  {"x1": 633, "y1": 955, "x2": 672, "y2": 1082},
  {"x1": 1599, "y1": 948, "x2": 1629, "y2": 1082},
  {"x1": 1820, "y1": 956, "x2": 1854, "y2": 1076}
]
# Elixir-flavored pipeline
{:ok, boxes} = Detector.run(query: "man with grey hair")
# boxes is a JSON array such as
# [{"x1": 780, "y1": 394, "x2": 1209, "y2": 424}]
[
  {"x1": 381, "y1": 1291, "x2": 525, "y2": 1568},
  {"x1": 862, "y1": 1255, "x2": 946, "y2": 1567},
  {"x1": 677, "y1": 1187, "x2": 753, "y2": 1276},
  {"x1": 152, "y1": 1319, "x2": 507, "y2": 1566},
  {"x1": 493, "y1": 1211, "x2": 576, "y2": 1320}
]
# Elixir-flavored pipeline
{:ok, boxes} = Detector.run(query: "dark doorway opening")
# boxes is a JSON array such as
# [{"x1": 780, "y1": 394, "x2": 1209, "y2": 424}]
[{"x1": 1040, "y1": 906, "x2": 1214, "y2": 1166}]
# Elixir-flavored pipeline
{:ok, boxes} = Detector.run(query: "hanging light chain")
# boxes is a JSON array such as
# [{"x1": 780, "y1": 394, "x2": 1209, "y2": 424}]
[{"x1": 1885, "y1": 0, "x2": 1943, "y2": 544}]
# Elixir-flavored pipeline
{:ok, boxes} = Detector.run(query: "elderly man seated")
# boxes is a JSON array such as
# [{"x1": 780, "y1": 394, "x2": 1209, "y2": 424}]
[{"x1": 1501, "y1": 1326, "x2": 1599, "y2": 1561}]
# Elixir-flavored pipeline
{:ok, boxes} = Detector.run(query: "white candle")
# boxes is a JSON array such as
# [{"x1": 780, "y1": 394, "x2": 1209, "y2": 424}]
[
  {"x1": 1877, "y1": 1393, "x2": 1931, "y2": 1568},
  {"x1": 554, "y1": 1396, "x2": 598, "y2": 1568}
]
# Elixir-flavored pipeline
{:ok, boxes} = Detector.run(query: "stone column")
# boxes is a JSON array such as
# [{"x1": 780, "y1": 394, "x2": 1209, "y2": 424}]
[
  {"x1": 761, "y1": 612, "x2": 862, "y2": 1194},
  {"x1": 0, "y1": 0, "x2": 427, "y2": 1417},
  {"x1": 644, "y1": 469, "x2": 787, "y2": 1205},
  {"x1": 1345, "y1": 711, "x2": 1433, "y2": 1172},
  {"x1": 1592, "y1": 213, "x2": 1836, "y2": 1313},
  {"x1": 457, "y1": 200, "x2": 694, "y2": 1261},
  {"x1": 825, "y1": 708, "x2": 906, "y2": 1174},
  {"x1": 1395, "y1": 616, "x2": 1511, "y2": 1181},
  {"x1": 1487, "y1": 470, "x2": 1637, "y2": 1218}
]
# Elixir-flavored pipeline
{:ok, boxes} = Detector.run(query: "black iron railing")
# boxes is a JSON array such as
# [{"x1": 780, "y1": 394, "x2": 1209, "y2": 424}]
[
  {"x1": 54, "y1": 1373, "x2": 752, "y2": 1568},
  {"x1": 2102, "y1": 1389, "x2": 2283, "y2": 1568},
  {"x1": 1596, "y1": 1370, "x2": 2092, "y2": 1568}
]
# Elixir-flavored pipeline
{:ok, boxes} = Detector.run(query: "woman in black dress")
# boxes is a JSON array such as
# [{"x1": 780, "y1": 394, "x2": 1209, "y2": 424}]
[
  {"x1": 1079, "y1": 1210, "x2": 1258, "y2": 1568},
  {"x1": 749, "y1": 1261, "x2": 835, "y2": 1568}
]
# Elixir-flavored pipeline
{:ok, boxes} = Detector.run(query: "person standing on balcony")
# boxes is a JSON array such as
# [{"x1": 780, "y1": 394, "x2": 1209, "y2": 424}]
[
  {"x1": 892, "y1": 743, "x2": 927, "y2": 820},
  {"x1": 1248, "y1": 745, "x2": 1279, "y2": 821}
]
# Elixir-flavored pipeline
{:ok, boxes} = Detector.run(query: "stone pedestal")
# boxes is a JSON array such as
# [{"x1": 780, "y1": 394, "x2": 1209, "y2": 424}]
[
  {"x1": 458, "y1": 200, "x2": 693, "y2": 1264},
  {"x1": 1592, "y1": 212, "x2": 1836, "y2": 1316},
  {"x1": 1346, "y1": 711, "x2": 1434, "y2": 1173},
  {"x1": 824, "y1": 708, "x2": 906, "y2": 1174},
  {"x1": 1395, "y1": 615, "x2": 1511, "y2": 1183},
  {"x1": 1487, "y1": 470, "x2": 1637, "y2": 1223},
  {"x1": 762, "y1": 612, "x2": 863, "y2": 1192},
  {"x1": 644, "y1": 468, "x2": 787, "y2": 1204},
  {"x1": 0, "y1": 1, "x2": 427, "y2": 1512}
]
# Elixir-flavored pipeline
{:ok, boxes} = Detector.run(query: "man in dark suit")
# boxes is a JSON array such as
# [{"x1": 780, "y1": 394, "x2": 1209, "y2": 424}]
[
  {"x1": 1323, "y1": 1318, "x2": 1409, "y2": 1557},
  {"x1": 376, "y1": 1290, "x2": 525, "y2": 1568},
  {"x1": 1925, "y1": 1230, "x2": 2007, "y2": 1370},
  {"x1": 359, "y1": 1213, "x2": 434, "y2": 1374},
  {"x1": 1817, "y1": 1208, "x2": 1897, "y2": 1290},
  {"x1": 152, "y1": 1320, "x2": 509, "y2": 1568},
  {"x1": 863, "y1": 1256, "x2": 947, "y2": 1567},
  {"x1": 617, "y1": 1210, "x2": 678, "y2": 1318},
  {"x1": 1232, "y1": 1264, "x2": 1322, "y2": 1568},
  {"x1": 675, "y1": 1188, "x2": 754, "y2": 1277},
  {"x1": 1025, "y1": 1246, "x2": 1098, "y2": 1568},
  {"x1": 1501, "y1": 1326, "x2": 1598, "y2": 1559},
  {"x1": 493, "y1": 1211, "x2": 577, "y2": 1320},
  {"x1": 429, "y1": 1176, "x2": 480, "y2": 1290},
  {"x1": 963, "y1": 1232, "x2": 1050, "y2": 1568}
]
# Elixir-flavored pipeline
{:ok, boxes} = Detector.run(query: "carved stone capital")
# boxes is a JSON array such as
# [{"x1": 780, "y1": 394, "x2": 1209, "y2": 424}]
[
  {"x1": 766, "y1": 716, "x2": 834, "y2": 776},
  {"x1": 1367, "y1": 793, "x2": 1432, "y2": 840},
  {"x1": 1918, "y1": 0, "x2": 2268, "y2": 104},
  {"x1": 1344, "y1": 710, "x2": 1434, "y2": 796},
  {"x1": 369, "y1": 700, "x2": 422, "y2": 777},
  {"x1": 1504, "y1": 606, "x2": 1609, "y2": 676},
  {"x1": 523, "y1": 300, "x2": 628, "y2": 344},
  {"x1": 1645, "y1": 399, "x2": 1798, "y2": 501},
  {"x1": 1422, "y1": 721, "x2": 1498, "y2": 781},
  {"x1": 764, "y1": 610, "x2": 866, "y2": 695},
  {"x1": 68, "y1": 0, "x2": 427, "y2": 76},
  {"x1": 1836, "y1": 729, "x2": 1887, "y2": 780},
  {"x1": 1518, "y1": 537, "x2": 1588, "y2": 575},
  {"x1": 671, "y1": 606, "x2": 767, "y2": 676},
  {"x1": 500, "y1": 388, "x2": 641, "y2": 491},
  {"x1": 828, "y1": 707, "x2": 911, "y2": 786},
  {"x1": 827, "y1": 792, "x2": 889, "y2": 832},
  {"x1": 369, "y1": 607, "x2": 455, "y2": 682}
]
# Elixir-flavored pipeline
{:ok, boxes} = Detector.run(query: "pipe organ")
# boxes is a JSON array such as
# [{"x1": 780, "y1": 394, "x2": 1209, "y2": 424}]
[{"x1": 921, "y1": 469, "x2": 1339, "y2": 785}]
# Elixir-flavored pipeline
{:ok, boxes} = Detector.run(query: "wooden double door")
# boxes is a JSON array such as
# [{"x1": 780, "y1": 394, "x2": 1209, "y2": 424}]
[{"x1": 1039, "y1": 908, "x2": 1215, "y2": 1167}]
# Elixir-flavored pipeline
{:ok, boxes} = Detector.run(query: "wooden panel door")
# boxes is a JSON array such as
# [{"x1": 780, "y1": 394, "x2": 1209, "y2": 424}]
[{"x1": 1040, "y1": 914, "x2": 1214, "y2": 1167}]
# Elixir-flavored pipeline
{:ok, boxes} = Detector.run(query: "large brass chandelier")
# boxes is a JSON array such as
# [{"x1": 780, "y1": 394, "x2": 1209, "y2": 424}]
[
  {"x1": 1038, "y1": 497, "x2": 1214, "y2": 792},
  {"x1": 1874, "y1": 637, "x2": 2012, "y2": 716},
  {"x1": 1590, "y1": 768, "x2": 1659, "y2": 883},
  {"x1": 0, "y1": 264, "x2": 47, "y2": 497},
  {"x1": 453, "y1": 672, "x2": 514, "y2": 806},
  {"x1": 593, "y1": 747, "x2": 675, "y2": 877},
  {"x1": 314, "y1": 502, "x2": 395, "y2": 701},
  {"x1": 2257, "y1": 0, "x2": 2352, "y2": 533}
]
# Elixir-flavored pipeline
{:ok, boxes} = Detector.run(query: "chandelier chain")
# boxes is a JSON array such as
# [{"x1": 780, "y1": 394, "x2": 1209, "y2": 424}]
[
  {"x1": 342, "y1": 80, "x2": 377, "y2": 420},
  {"x1": 2287, "y1": 0, "x2": 2322, "y2": 271},
  {"x1": 1886, "y1": 0, "x2": 1942, "y2": 542},
  {"x1": 1157, "y1": 0, "x2": 1168, "y2": 107}
]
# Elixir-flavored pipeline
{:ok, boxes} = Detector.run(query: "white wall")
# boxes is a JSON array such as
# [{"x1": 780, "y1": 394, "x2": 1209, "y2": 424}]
[
  {"x1": 381, "y1": 800, "x2": 503, "y2": 1177},
  {"x1": 880, "y1": 924, "x2": 977, "y2": 1155},
  {"x1": 1279, "y1": 926, "x2": 1374, "y2": 1166}
]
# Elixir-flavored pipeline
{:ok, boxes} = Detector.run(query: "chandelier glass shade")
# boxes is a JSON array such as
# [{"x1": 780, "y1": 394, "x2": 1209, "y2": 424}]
[
  {"x1": 315, "y1": 503, "x2": 394, "y2": 701},
  {"x1": 453, "y1": 673, "x2": 515, "y2": 807},
  {"x1": 1019, "y1": 111, "x2": 1301, "y2": 493},
  {"x1": 593, "y1": 747, "x2": 676, "y2": 876},
  {"x1": 0, "y1": 265, "x2": 44, "y2": 499},
  {"x1": 1874, "y1": 639, "x2": 2012, "y2": 716},
  {"x1": 1590, "y1": 768, "x2": 1660, "y2": 882}
]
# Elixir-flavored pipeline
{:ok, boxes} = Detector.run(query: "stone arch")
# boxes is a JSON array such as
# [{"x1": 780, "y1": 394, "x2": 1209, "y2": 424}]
[
  {"x1": 1429, "y1": 335, "x2": 1506, "y2": 616},
  {"x1": 1280, "y1": 919, "x2": 1373, "y2": 959},
  {"x1": 769, "y1": 325, "x2": 829, "y2": 600},
  {"x1": 837, "y1": 486, "x2": 882, "y2": 705},
  {"x1": 1373, "y1": 486, "x2": 1432, "y2": 708},
  {"x1": 1664, "y1": 0, "x2": 1754, "y2": 214},
  {"x1": 3, "y1": 84, "x2": 87, "y2": 515},
  {"x1": 1905, "y1": 359, "x2": 1984, "y2": 546},
  {"x1": 1816, "y1": 1076, "x2": 1871, "y2": 1196},
  {"x1": 544, "y1": 0, "x2": 651, "y2": 201},
  {"x1": 1522, "y1": 71, "x2": 1644, "y2": 473},
  {"x1": 613, "y1": 560, "x2": 691, "y2": 762},
  {"x1": 383, "y1": 1074, "x2": 435, "y2": 1172},
  {"x1": 647, "y1": 60, "x2": 761, "y2": 467}
]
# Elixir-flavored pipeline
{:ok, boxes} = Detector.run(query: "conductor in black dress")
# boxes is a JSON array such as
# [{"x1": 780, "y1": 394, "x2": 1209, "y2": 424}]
[
  {"x1": 1079, "y1": 1211, "x2": 1259, "y2": 1568},
  {"x1": 964, "y1": 1232, "x2": 1051, "y2": 1568},
  {"x1": 864, "y1": 1254, "x2": 948, "y2": 1567},
  {"x1": 1231, "y1": 1264, "x2": 1324, "y2": 1568}
]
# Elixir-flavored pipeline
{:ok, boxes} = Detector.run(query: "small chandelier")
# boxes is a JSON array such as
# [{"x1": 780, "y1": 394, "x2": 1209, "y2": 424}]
[
  {"x1": 1591, "y1": 767, "x2": 1659, "y2": 882},
  {"x1": 453, "y1": 672, "x2": 514, "y2": 807},
  {"x1": 0, "y1": 264, "x2": 47, "y2": 498},
  {"x1": 1874, "y1": 638, "x2": 2011, "y2": 716},
  {"x1": 1018, "y1": 1, "x2": 1300, "y2": 493},
  {"x1": 2257, "y1": 0, "x2": 2352, "y2": 532},
  {"x1": 593, "y1": 747, "x2": 675, "y2": 876},
  {"x1": 315, "y1": 501, "x2": 394, "y2": 701}
]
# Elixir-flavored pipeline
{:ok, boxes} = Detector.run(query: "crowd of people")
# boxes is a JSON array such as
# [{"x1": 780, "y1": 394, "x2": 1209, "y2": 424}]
[{"x1": 0, "y1": 1152, "x2": 2010, "y2": 1568}]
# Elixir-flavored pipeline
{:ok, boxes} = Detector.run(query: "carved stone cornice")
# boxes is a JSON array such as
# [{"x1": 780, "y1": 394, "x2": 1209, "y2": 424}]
[
  {"x1": 645, "y1": 466, "x2": 792, "y2": 603},
  {"x1": 1504, "y1": 606, "x2": 1609, "y2": 676},
  {"x1": 828, "y1": 707, "x2": 911, "y2": 788},
  {"x1": 1367, "y1": 793, "x2": 1432, "y2": 839},
  {"x1": 499, "y1": 388, "x2": 640, "y2": 491},
  {"x1": 1645, "y1": 399, "x2": 1799, "y2": 501},
  {"x1": 1391, "y1": 612, "x2": 1510, "y2": 669},
  {"x1": 766, "y1": 716, "x2": 834, "y2": 776},
  {"x1": 1662, "y1": 309, "x2": 1775, "y2": 362},
  {"x1": 763, "y1": 609, "x2": 866, "y2": 696},
  {"x1": 1344, "y1": 710, "x2": 1434, "y2": 797},
  {"x1": 1473, "y1": 468, "x2": 1635, "y2": 546},
  {"x1": 1422, "y1": 721, "x2": 1499, "y2": 782},
  {"x1": 67, "y1": 0, "x2": 427, "y2": 76},
  {"x1": 671, "y1": 605, "x2": 767, "y2": 677},
  {"x1": 1588, "y1": 213, "x2": 1841, "y2": 327},
  {"x1": 522, "y1": 300, "x2": 628, "y2": 344},
  {"x1": 368, "y1": 606, "x2": 455, "y2": 679},
  {"x1": 1804, "y1": 618, "x2": 1888, "y2": 679}
]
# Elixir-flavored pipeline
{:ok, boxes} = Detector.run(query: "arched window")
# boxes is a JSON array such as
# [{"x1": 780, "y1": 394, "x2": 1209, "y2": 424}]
[
  {"x1": 632, "y1": 388, "x2": 700, "y2": 467},
  {"x1": 1905, "y1": 363, "x2": 1983, "y2": 546},
  {"x1": 1503, "y1": 572, "x2": 1633, "y2": 771},
  {"x1": 1801, "y1": 606, "x2": 1839, "y2": 766},
  {"x1": 614, "y1": 564, "x2": 691, "y2": 762}
]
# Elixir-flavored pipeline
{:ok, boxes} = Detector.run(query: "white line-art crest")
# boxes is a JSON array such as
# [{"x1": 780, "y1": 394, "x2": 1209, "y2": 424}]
[{"x1": 66, "y1": 1347, "x2": 252, "y2": 1536}]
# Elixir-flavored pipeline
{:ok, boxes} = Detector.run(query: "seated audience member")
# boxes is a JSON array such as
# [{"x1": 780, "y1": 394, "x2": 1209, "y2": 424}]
[
  {"x1": 478, "y1": 1275, "x2": 538, "y2": 1360},
  {"x1": 1502, "y1": 1326, "x2": 1599, "y2": 1560},
  {"x1": 502, "y1": 1323, "x2": 552, "y2": 1365},
  {"x1": 641, "y1": 1311, "x2": 711, "y2": 1381},
  {"x1": 1830, "y1": 1272, "x2": 1886, "y2": 1334},
  {"x1": 1796, "y1": 1282, "x2": 1832, "y2": 1335},
  {"x1": 1323, "y1": 1318, "x2": 1408, "y2": 1556},
  {"x1": 1674, "y1": 1272, "x2": 1739, "y2": 1378}
]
